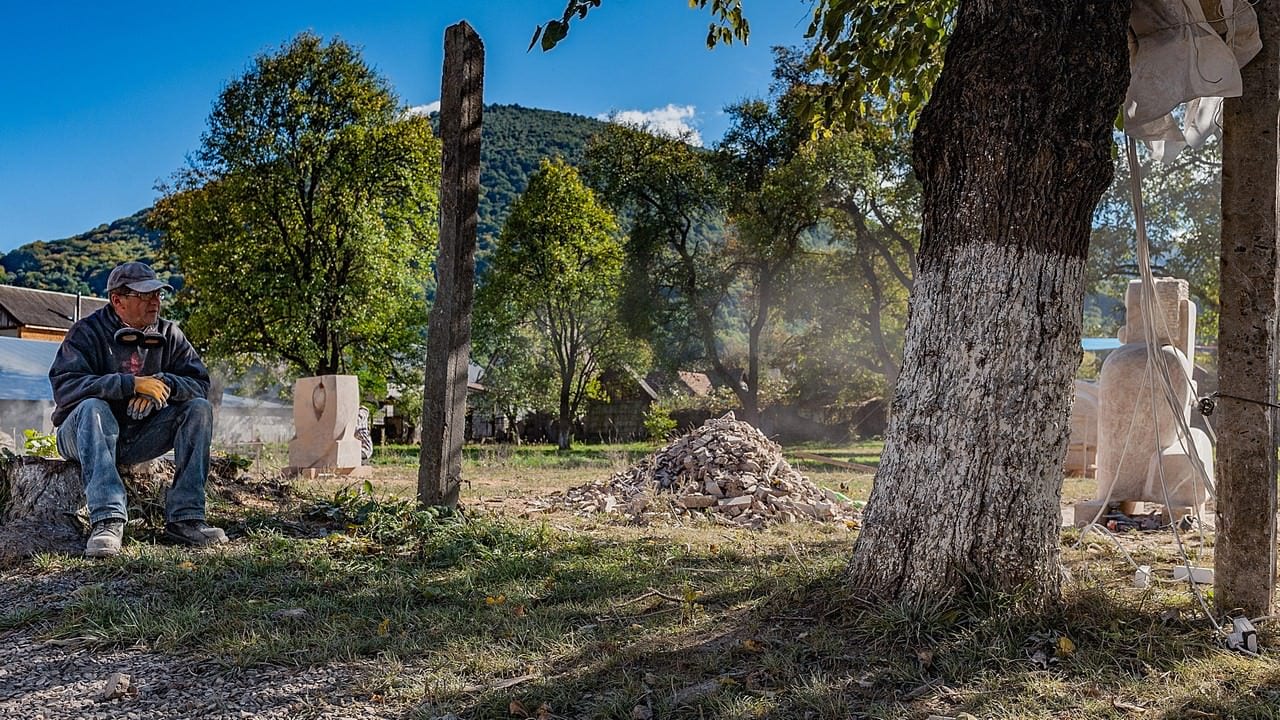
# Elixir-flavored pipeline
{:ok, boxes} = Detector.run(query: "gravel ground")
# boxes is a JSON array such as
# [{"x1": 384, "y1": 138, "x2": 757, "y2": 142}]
[{"x1": 0, "y1": 570, "x2": 413, "y2": 720}]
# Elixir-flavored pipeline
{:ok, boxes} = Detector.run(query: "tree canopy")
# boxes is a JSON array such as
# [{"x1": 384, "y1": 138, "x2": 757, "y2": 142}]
[
  {"x1": 152, "y1": 32, "x2": 441, "y2": 383},
  {"x1": 475, "y1": 158, "x2": 643, "y2": 449},
  {"x1": 541, "y1": 1, "x2": 953, "y2": 127}
]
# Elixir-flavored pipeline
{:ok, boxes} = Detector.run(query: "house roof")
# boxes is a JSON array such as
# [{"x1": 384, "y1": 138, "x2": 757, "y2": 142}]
[
  {"x1": 1082, "y1": 337, "x2": 1123, "y2": 352},
  {"x1": 0, "y1": 336, "x2": 58, "y2": 400},
  {"x1": 676, "y1": 371, "x2": 713, "y2": 397},
  {"x1": 0, "y1": 284, "x2": 108, "y2": 330}
]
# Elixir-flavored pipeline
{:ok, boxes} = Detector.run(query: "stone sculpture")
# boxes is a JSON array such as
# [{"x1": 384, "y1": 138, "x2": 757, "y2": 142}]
[
  {"x1": 1065, "y1": 379, "x2": 1099, "y2": 477},
  {"x1": 1074, "y1": 277, "x2": 1212, "y2": 525},
  {"x1": 287, "y1": 375, "x2": 369, "y2": 477}
]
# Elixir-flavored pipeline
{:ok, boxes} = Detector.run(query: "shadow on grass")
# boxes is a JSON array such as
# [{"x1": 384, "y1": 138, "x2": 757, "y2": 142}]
[{"x1": 4, "y1": 502, "x2": 1271, "y2": 720}]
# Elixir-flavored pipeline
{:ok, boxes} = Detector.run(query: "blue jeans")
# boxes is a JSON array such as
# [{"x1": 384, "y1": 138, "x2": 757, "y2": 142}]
[{"x1": 56, "y1": 398, "x2": 214, "y2": 525}]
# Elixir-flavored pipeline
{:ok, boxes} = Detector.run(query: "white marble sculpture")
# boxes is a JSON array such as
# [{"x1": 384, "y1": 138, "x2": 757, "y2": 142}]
[
  {"x1": 1075, "y1": 278, "x2": 1212, "y2": 524},
  {"x1": 1065, "y1": 379, "x2": 1099, "y2": 477},
  {"x1": 287, "y1": 375, "x2": 369, "y2": 476}
]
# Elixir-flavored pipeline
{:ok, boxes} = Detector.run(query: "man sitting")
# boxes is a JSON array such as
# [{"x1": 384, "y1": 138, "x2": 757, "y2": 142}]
[{"x1": 49, "y1": 261, "x2": 227, "y2": 557}]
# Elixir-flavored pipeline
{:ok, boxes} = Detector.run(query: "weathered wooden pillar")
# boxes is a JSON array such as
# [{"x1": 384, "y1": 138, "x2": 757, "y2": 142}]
[
  {"x1": 418, "y1": 21, "x2": 484, "y2": 508},
  {"x1": 1216, "y1": 0, "x2": 1279, "y2": 617}
]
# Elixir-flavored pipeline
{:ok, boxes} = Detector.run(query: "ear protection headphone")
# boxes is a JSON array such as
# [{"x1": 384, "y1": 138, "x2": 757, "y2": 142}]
[{"x1": 115, "y1": 327, "x2": 165, "y2": 349}]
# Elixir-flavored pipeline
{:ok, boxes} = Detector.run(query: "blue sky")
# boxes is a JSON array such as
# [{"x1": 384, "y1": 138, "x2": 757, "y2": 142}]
[{"x1": 0, "y1": 1, "x2": 814, "y2": 252}]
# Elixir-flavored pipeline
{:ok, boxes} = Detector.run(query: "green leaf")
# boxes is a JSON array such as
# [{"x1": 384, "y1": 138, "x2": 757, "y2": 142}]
[{"x1": 541, "y1": 20, "x2": 569, "y2": 51}]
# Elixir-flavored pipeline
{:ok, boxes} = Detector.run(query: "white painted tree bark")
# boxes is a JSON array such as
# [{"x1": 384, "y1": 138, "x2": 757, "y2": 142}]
[{"x1": 847, "y1": 0, "x2": 1133, "y2": 606}]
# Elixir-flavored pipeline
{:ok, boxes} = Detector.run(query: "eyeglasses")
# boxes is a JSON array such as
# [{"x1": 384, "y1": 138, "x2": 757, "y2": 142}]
[{"x1": 117, "y1": 290, "x2": 168, "y2": 302}]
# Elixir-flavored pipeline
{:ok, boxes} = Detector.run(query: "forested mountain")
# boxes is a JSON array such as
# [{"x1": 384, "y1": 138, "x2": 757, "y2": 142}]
[
  {"x1": 0, "y1": 104, "x2": 607, "y2": 295},
  {"x1": 473, "y1": 104, "x2": 606, "y2": 243},
  {"x1": 0, "y1": 210, "x2": 178, "y2": 295}
]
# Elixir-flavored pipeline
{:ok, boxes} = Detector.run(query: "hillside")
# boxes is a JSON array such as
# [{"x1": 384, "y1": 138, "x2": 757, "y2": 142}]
[
  {"x1": 474, "y1": 104, "x2": 606, "y2": 242},
  {"x1": 0, "y1": 210, "x2": 178, "y2": 295},
  {"x1": 0, "y1": 104, "x2": 608, "y2": 294}
]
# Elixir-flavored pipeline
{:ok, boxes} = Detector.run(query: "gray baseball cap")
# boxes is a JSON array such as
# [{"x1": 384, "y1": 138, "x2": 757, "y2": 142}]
[{"x1": 106, "y1": 262, "x2": 174, "y2": 294}]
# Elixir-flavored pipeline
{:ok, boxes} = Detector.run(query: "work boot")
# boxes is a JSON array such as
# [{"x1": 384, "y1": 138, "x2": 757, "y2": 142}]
[
  {"x1": 164, "y1": 519, "x2": 228, "y2": 547},
  {"x1": 85, "y1": 519, "x2": 125, "y2": 558}
]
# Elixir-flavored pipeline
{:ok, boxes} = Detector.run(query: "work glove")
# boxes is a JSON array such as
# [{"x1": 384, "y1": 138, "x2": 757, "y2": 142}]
[
  {"x1": 132, "y1": 375, "x2": 170, "y2": 405},
  {"x1": 127, "y1": 395, "x2": 159, "y2": 420}
]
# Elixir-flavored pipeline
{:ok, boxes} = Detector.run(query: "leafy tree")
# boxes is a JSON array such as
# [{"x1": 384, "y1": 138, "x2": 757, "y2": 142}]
[
  {"x1": 712, "y1": 99, "x2": 864, "y2": 422},
  {"x1": 152, "y1": 33, "x2": 440, "y2": 383},
  {"x1": 474, "y1": 158, "x2": 643, "y2": 450},
  {"x1": 1090, "y1": 140, "x2": 1221, "y2": 343},
  {"x1": 718, "y1": 50, "x2": 920, "y2": 413},
  {"x1": 780, "y1": 132, "x2": 917, "y2": 410},
  {"x1": 584, "y1": 122, "x2": 726, "y2": 373},
  {"x1": 547, "y1": 1, "x2": 1134, "y2": 609}
]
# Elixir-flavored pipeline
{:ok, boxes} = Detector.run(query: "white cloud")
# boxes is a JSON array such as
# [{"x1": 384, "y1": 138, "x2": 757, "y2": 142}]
[
  {"x1": 405, "y1": 101, "x2": 440, "y2": 117},
  {"x1": 598, "y1": 104, "x2": 703, "y2": 146}
]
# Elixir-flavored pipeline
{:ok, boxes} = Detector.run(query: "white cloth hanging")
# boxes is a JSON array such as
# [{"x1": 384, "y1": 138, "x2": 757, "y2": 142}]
[{"x1": 1124, "y1": 0, "x2": 1260, "y2": 160}]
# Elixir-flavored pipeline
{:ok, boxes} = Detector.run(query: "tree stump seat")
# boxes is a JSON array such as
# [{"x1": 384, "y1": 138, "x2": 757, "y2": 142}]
[{"x1": 0, "y1": 457, "x2": 208, "y2": 566}]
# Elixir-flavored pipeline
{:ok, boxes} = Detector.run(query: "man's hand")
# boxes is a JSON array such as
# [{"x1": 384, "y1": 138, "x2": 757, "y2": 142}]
[
  {"x1": 127, "y1": 395, "x2": 156, "y2": 420},
  {"x1": 133, "y1": 375, "x2": 170, "y2": 405}
]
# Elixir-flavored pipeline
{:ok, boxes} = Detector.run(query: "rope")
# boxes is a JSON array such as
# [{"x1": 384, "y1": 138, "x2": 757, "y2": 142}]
[{"x1": 1125, "y1": 136, "x2": 1225, "y2": 636}]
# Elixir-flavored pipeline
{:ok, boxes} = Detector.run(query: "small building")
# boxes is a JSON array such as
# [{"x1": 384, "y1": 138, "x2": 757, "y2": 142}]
[
  {"x1": 0, "y1": 336, "x2": 59, "y2": 449},
  {"x1": 0, "y1": 334, "x2": 287, "y2": 451},
  {"x1": 0, "y1": 285, "x2": 108, "y2": 342},
  {"x1": 215, "y1": 394, "x2": 293, "y2": 446},
  {"x1": 580, "y1": 368, "x2": 659, "y2": 442}
]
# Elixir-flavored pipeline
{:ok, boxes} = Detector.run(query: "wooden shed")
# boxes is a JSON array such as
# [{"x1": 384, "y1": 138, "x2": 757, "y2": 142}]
[{"x1": 0, "y1": 285, "x2": 108, "y2": 342}]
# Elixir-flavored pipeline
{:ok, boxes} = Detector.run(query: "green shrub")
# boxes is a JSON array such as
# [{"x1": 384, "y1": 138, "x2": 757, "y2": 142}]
[
  {"x1": 23, "y1": 429, "x2": 59, "y2": 458},
  {"x1": 643, "y1": 405, "x2": 677, "y2": 440}
]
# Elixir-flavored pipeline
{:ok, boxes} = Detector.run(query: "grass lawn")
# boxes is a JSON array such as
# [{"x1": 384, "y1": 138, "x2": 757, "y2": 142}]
[{"x1": 4, "y1": 441, "x2": 1277, "y2": 719}]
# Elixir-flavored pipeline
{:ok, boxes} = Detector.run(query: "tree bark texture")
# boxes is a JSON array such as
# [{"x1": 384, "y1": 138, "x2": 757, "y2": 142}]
[
  {"x1": 0, "y1": 458, "x2": 86, "y2": 566},
  {"x1": 846, "y1": 0, "x2": 1132, "y2": 605},
  {"x1": 419, "y1": 22, "x2": 483, "y2": 508},
  {"x1": 1215, "y1": 0, "x2": 1279, "y2": 618}
]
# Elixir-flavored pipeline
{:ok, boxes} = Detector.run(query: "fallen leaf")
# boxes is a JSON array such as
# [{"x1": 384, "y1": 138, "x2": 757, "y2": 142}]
[
  {"x1": 1057, "y1": 636, "x2": 1076, "y2": 656},
  {"x1": 377, "y1": 618, "x2": 390, "y2": 637},
  {"x1": 487, "y1": 594, "x2": 507, "y2": 606},
  {"x1": 671, "y1": 679, "x2": 721, "y2": 705},
  {"x1": 741, "y1": 638, "x2": 765, "y2": 652},
  {"x1": 1112, "y1": 698, "x2": 1146, "y2": 713},
  {"x1": 513, "y1": 604, "x2": 527, "y2": 617},
  {"x1": 509, "y1": 700, "x2": 529, "y2": 716},
  {"x1": 177, "y1": 561, "x2": 195, "y2": 571}
]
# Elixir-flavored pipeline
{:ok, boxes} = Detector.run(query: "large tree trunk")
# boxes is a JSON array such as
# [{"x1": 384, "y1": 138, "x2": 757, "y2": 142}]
[
  {"x1": 846, "y1": 0, "x2": 1132, "y2": 606},
  {"x1": 1215, "y1": 0, "x2": 1279, "y2": 618},
  {"x1": 557, "y1": 383, "x2": 573, "y2": 451}
]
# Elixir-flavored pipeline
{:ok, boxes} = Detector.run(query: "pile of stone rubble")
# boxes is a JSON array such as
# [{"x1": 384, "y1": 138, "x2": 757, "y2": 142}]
[{"x1": 539, "y1": 413, "x2": 861, "y2": 529}]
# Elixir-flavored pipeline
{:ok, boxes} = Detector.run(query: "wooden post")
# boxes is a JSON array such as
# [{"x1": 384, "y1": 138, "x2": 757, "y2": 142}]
[
  {"x1": 418, "y1": 21, "x2": 484, "y2": 508},
  {"x1": 1216, "y1": 1, "x2": 1279, "y2": 617}
]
